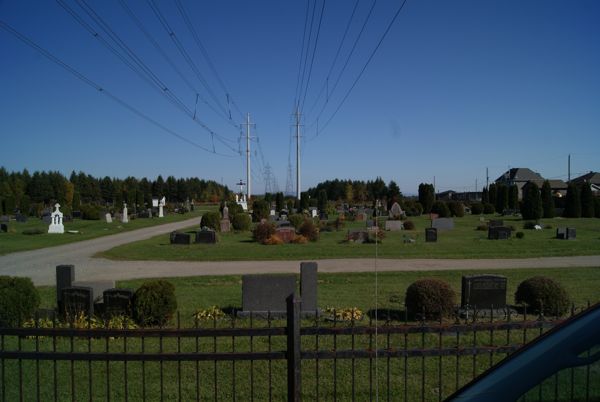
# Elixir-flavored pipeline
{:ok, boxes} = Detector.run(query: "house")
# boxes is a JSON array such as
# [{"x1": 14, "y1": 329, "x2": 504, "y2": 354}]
[
  {"x1": 436, "y1": 190, "x2": 482, "y2": 202},
  {"x1": 571, "y1": 171, "x2": 600, "y2": 194},
  {"x1": 495, "y1": 168, "x2": 567, "y2": 199}
]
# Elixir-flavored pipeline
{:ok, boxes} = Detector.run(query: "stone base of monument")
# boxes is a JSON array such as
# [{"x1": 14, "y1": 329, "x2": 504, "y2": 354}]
[
  {"x1": 458, "y1": 306, "x2": 518, "y2": 319},
  {"x1": 236, "y1": 309, "x2": 322, "y2": 319}
]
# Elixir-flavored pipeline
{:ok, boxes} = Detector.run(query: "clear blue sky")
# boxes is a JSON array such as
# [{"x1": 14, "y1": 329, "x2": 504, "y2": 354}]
[{"x1": 1, "y1": 0, "x2": 599, "y2": 195}]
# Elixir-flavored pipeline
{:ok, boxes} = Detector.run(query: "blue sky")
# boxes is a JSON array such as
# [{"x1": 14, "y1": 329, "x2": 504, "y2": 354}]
[{"x1": 1, "y1": 0, "x2": 599, "y2": 195}]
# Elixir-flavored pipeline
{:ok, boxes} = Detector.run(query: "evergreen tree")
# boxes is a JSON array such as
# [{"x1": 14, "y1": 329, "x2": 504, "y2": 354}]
[
  {"x1": 580, "y1": 183, "x2": 594, "y2": 218},
  {"x1": 495, "y1": 184, "x2": 508, "y2": 214},
  {"x1": 563, "y1": 182, "x2": 581, "y2": 218},
  {"x1": 541, "y1": 180, "x2": 555, "y2": 218},
  {"x1": 317, "y1": 189, "x2": 328, "y2": 212},
  {"x1": 387, "y1": 180, "x2": 402, "y2": 206},
  {"x1": 521, "y1": 182, "x2": 542, "y2": 220},
  {"x1": 488, "y1": 183, "x2": 497, "y2": 209},
  {"x1": 508, "y1": 185, "x2": 519, "y2": 210},
  {"x1": 418, "y1": 183, "x2": 435, "y2": 214},
  {"x1": 482, "y1": 186, "x2": 489, "y2": 204},
  {"x1": 275, "y1": 192, "x2": 284, "y2": 212}
]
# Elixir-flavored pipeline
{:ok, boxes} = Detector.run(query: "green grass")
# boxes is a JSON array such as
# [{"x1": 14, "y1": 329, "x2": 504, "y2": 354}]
[
  {"x1": 5, "y1": 267, "x2": 599, "y2": 401},
  {"x1": 0, "y1": 207, "x2": 213, "y2": 256},
  {"x1": 98, "y1": 214, "x2": 600, "y2": 261}
]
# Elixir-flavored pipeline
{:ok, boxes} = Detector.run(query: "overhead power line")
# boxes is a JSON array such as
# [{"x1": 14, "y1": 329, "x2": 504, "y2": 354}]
[
  {"x1": 0, "y1": 19, "x2": 236, "y2": 157},
  {"x1": 298, "y1": 0, "x2": 327, "y2": 113}
]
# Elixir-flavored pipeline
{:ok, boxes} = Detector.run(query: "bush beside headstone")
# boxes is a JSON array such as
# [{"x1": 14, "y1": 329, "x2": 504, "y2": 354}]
[
  {"x1": 405, "y1": 278, "x2": 456, "y2": 319},
  {"x1": 0, "y1": 276, "x2": 40, "y2": 327},
  {"x1": 133, "y1": 280, "x2": 177, "y2": 326},
  {"x1": 515, "y1": 276, "x2": 570, "y2": 316}
]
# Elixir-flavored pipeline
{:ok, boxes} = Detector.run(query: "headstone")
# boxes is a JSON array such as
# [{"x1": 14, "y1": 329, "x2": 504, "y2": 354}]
[
  {"x1": 557, "y1": 227, "x2": 576, "y2": 240},
  {"x1": 431, "y1": 218, "x2": 454, "y2": 231},
  {"x1": 48, "y1": 203, "x2": 64, "y2": 234},
  {"x1": 56, "y1": 264, "x2": 75, "y2": 312},
  {"x1": 220, "y1": 218, "x2": 231, "y2": 233},
  {"x1": 105, "y1": 213, "x2": 113, "y2": 224},
  {"x1": 72, "y1": 210, "x2": 82, "y2": 219},
  {"x1": 61, "y1": 286, "x2": 93, "y2": 317},
  {"x1": 270, "y1": 209, "x2": 276, "y2": 216},
  {"x1": 385, "y1": 220, "x2": 403, "y2": 231},
  {"x1": 42, "y1": 214, "x2": 52, "y2": 224},
  {"x1": 347, "y1": 229, "x2": 369, "y2": 243},
  {"x1": 0, "y1": 215, "x2": 8, "y2": 223},
  {"x1": 15, "y1": 214, "x2": 27, "y2": 223},
  {"x1": 122, "y1": 203, "x2": 129, "y2": 223},
  {"x1": 567, "y1": 228, "x2": 576, "y2": 239},
  {"x1": 425, "y1": 227, "x2": 437, "y2": 242},
  {"x1": 103, "y1": 288, "x2": 134, "y2": 317},
  {"x1": 389, "y1": 202, "x2": 404, "y2": 219},
  {"x1": 275, "y1": 226, "x2": 296, "y2": 243},
  {"x1": 72, "y1": 280, "x2": 115, "y2": 303},
  {"x1": 0, "y1": 223, "x2": 7, "y2": 233},
  {"x1": 170, "y1": 231, "x2": 191, "y2": 245},
  {"x1": 223, "y1": 205, "x2": 229, "y2": 220},
  {"x1": 488, "y1": 226, "x2": 511, "y2": 240},
  {"x1": 138, "y1": 210, "x2": 150, "y2": 219},
  {"x1": 241, "y1": 274, "x2": 296, "y2": 314},
  {"x1": 300, "y1": 262, "x2": 318, "y2": 312},
  {"x1": 461, "y1": 275, "x2": 507, "y2": 309},
  {"x1": 195, "y1": 229, "x2": 216, "y2": 244},
  {"x1": 158, "y1": 196, "x2": 165, "y2": 218},
  {"x1": 489, "y1": 219, "x2": 504, "y2": 228}
]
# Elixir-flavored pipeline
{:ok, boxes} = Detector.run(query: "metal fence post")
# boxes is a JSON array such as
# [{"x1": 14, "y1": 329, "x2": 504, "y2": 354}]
[{"x1": 287, "y1": 293, "x2": 302, "y2": 401}]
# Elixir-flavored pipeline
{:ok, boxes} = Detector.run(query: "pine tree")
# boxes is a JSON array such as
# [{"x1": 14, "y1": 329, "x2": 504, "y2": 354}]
[
  {"x1": 508, "y1": 185, "x2": 519, "y2": 210},
  {"x1": 418, "y1": 183, "x2": 434, "y2": 214},
  {"x1": 488, "y1": 183, "x2": 497, "y2": 209},
  {"x1": 521, "y1": 182, "x2": 542, "y2": 220},
  {"x1": 540, "y1": 180, "x2": 555, "y2": 218},
  {"x1": 580, "y1": 183, "x2": 594, "y2": 218},
  {"x1": 564, "y1": 182, "x2": 581, "y2": 218}
]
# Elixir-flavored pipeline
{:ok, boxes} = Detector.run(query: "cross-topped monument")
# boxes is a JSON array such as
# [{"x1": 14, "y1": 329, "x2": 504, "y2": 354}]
[{"x1": 48, "y1": 203, "x2": 64, "y2": 234}]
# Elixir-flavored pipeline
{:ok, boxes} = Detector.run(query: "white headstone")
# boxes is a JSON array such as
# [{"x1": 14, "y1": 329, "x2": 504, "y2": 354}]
[
  {"x1": 48, "y1": 203, "x2": 64, "y2": 234},
  {"x1": 122, "y1": 203, "x2": 129, "y2": 223},
  {"x1": 223, "y1": 205, "x2": 229, "y2": 220},
  {"x1": 152, "y1": 198, "x2": 159, "y2": 207},
  {"x1": 105, "y1": 213, "x2": 112, "y2": 223},
  {"x1": 158, "y1": 197, "x2": 165, "y2": 218}
]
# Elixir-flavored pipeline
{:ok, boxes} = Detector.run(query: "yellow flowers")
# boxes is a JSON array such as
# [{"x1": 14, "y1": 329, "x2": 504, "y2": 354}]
[
  {"x1": 193, "y1": 306, "x2": 225, "y2": 321},
  {"x1": 325, "y1": 307, "x2": 363, "y2": 321}
]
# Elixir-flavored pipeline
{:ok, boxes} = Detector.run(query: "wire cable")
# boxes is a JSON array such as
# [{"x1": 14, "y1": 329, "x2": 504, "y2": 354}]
[{"x1": 299, "y1": 0, "x2": 327, "y2": 113}]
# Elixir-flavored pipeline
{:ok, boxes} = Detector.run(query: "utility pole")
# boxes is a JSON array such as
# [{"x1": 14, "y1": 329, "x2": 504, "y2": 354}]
[
  {"x1": 486, "y1": 167, "x2": 489, "y2": 189},
  {"x1": 568, "y1": 154, "x2": 571, "y2": 182},
  {"x1": 242, "y1": 113, "x2": 255, "y2": 200},
  {"x1": 295, "y1": 107, "x2": 302, "y2": 200}
]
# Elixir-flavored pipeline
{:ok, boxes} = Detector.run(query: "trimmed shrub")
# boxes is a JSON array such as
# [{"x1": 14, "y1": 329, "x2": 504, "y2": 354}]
[
  {"x1": 201, "y1": 211, "x2": 221, "y2": 231},
  {"x1": 402, "y1": 200, "x2": 423, "y2": 217},
  {"x1": 483, "y1": 203, "x2": 495, "y2": 214},
  {"x1": 222, "y1": 201, "x2": 243, "y2": 217},
  {"x1": 515, "y1": 276, "x2": 570, "y2": 316},
  {"x1": 403, "y1": 220, "x2": 415, "y2": 230},
  {"x1": 515, "y1": 231, "x2": 525, "y2": 239},
  {"x1": 263, "y1": 234, "x2": 284, "y2": 245},
  {"x1": 298, "y1": 219, "x2": 319, "y2": 242},
  {"x1": 431, "y1": 201, "x2": 450, "y2": 218},
  {"x1": 80, "y1": 204, "x2": 101, "y2": 220},
  {"x1": 251, "y1": 199, "x2": 270, "y2": 222},
  {"x1": 448, "y1": 201, "x2": 465, "y2": 217},
  {"x1": 470, "y1": 203, "x2": 484, "y2": 215},
  {"x1": 231, "y1": 213, "x2": 251, "y2": 231},
  {"x1": 405, "y1": 279, "x2": 456, "y2": 319},
  {"x1": 0, "y1": 276, "x2": 40, "y2": 327},
  {"x1": 288, "y1": 214, "x2": 305, "y2": 229},
  {"x1": 252, "y1": 221, "x2": 276, "y2": 244},
  {"x1": 133, "y1": 280, "x2": 177, "y2": 326}
]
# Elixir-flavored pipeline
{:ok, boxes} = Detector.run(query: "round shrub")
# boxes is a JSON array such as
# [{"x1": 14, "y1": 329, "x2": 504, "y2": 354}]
[
  {"x1": 288, "y1": 214, "x2": 305, "y2": 229},
  {"x1": 231, "y1": 212, "x2": 251, "y2": 231},
  {"x1": 515, "y1": 231, "x2": 525, "y2": 239},
  {"x1": 403, "y1": 220, "x2": 415, "y2": 230},
  {"x1": 133, "y1": 280, "x2": 177, "y2": 326},
  {"x1": 448, "y1": 201, "x2": 465, "y2": 217},
  {"x1": 251, "y1": 199, "x2": 270, "y2": 222},
  {"x1": 483, "y1": 203, "x2": 495, "y2": 214},
  {"x1": 470, "y1": 203, "x2": 484, "y2": 215},
  {"x1": 298, "y1": 219, "x2": 319, "y2": 241},
  {"x1": 515, "y1": 276, "x2": 570, "y2": 316},
  {"x1": 431, "y1": 201, "x2": 451, "y2": 218},
  {"x1": 0, "y1": 276, "x2": 40, "y2": 327},
  {"x1": 402, "y1": 200, "x2": 423, "y2": 217},
  {"x1": 405, "y1": 279, "x2": 456, "y2": 319},
  {"x1": 80, "y1": 204, "x2": 101, "y2": 220},
  {"x1": 252, "y1": 221, "x2": 275, "y2": 244},
  {"x1": 201, "y1": 211, "x2": 221, "y2": 231}
]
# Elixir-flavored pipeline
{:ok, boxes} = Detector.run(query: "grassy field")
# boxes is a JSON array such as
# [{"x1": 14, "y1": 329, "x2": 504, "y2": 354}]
[
  {"x1": 3, "y1": 267, "x2": 598, "y2": 401},
  {"x1": 98, "y1": 214, "x2": 600, "y2": 261},
  {"x1": 0, "y1": 207, "x2": 213, "y2": 256}
]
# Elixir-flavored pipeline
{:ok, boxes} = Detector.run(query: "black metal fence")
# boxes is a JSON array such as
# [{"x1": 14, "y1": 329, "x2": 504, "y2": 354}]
[{"x1": 0, "y1": 299, "x2": 593, "y2": 402}]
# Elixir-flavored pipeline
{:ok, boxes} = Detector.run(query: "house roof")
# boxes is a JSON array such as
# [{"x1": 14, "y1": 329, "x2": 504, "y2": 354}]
[
  {"x1": 547, "y1": 179, "x2": 567, "y2": 190},
  {"x1": 496, "y1": 168, "x2": 544, "y2": 183},
  {"x1": 571, "y1": 171, "x2": 600, "y2": 185}
]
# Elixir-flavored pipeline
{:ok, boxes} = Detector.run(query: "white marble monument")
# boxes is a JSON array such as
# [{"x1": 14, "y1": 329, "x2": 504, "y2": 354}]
[
  {"x1": 158, "y1": 196, "x2": 165, "y2": 218},
  {"x1": 48, "y1": 203, "x2": 64, "y2": 234},
  {"x1": 122, "y1": 203, "x2": 129, "y2": 223}
]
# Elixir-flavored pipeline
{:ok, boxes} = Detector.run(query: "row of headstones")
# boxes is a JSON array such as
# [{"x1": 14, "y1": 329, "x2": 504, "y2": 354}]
[
  {"x1": 170, "y1": 228, "x2": 217, "y2": 245},
  {"x1": 56, "y1": 265, "x2": 132, "y2": 317}
]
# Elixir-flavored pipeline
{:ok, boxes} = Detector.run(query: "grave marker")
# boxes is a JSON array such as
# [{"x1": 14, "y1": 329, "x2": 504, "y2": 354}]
[
  {"x1": 61, "y1": 286, "x2": 93, "y2": 317},
  {"x1": 488, "y1": 226, "x2": 511, "y2": 240},
  {"x1": 300, "y1": 262, "x2": 317, "y2": 312},
  {"x1": 56, "y1": 264, "x2": 74, "y2": 312},
  {"x1": 170, "y1": 231, "x2": 191, "y2": 245},
  {"x1": 461, "y1": 275, "x2": 507, "y2": 309},
  {"x1": 195, "y1": 229, "x2": 216, "y2": 244},
  {"x1": 0, "y1": 223, "x2": 7, "y2": 233},
  {"x1": 241, "y1": 275, "x2": 296, "y2": 314},
  {"x1": 425, "y1": 227, "x2": 437, "y2": 242},
  {"x1": 431, "y1": 218, "x2": 454, "y2": 231},
  {"x1": 103, "y1": 288, "x2": 133, "y2": 317},
  {"x1": 48, "y1": 203, "x2": 64, "y2": 234}
]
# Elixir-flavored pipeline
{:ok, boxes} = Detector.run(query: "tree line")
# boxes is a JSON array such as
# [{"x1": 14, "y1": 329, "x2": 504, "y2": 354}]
[{"x1": 0, "y1": 167, "x2": 230, "y2": 215}]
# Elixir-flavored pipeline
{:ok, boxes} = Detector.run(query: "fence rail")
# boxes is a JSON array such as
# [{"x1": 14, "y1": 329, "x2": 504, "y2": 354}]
[{"x1": 0, "y1": 299, "x2": 591, "y2": 401}]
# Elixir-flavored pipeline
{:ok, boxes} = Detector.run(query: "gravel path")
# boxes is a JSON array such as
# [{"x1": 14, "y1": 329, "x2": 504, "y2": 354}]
[{"x1": 1, "y1": 218, "x2": 599, "y2": 286}]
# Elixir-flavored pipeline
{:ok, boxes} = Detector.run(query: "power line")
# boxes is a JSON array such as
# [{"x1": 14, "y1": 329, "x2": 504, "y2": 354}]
[
  {"x1": 293, "y1": 0, "x2": 311, "y2": 109},
  {"x1": 299, "y1": 0, "x2": 327, "y2": 113},
  {"x1": 296, "y1": 0, "x2": 317, "y2": 110},
  {"x1": 310, "y1": 0, "x2": 409, "y2": 138},
  {"x1": 0, "y1": 19, "x2": 236, "y2": 157}
]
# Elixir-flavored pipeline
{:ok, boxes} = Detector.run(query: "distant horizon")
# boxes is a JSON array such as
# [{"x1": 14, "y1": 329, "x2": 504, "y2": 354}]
[{"x1": 2, "y1": 1, "x2": 599, "y2": 195}]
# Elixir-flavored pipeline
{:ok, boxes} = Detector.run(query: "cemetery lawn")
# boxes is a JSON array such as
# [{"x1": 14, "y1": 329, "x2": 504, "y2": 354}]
[
  {"x1": 0, "y1": 208, "x2": 210, "y2": 256},
  {"x1": 36, "y1": 266, "x2": 600, "y2": 320},
  {"x1": 98, "y1": 215, "x2": 600, "y2": 261}
]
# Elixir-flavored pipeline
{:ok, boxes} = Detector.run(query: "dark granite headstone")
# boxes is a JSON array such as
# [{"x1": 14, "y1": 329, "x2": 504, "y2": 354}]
[
  {"x1": 103, "y1": 288, "x2": 134, "y2": 317},
  {"x1": 170, "y1": 231, "x2": 191, "y2": 245},
  {"x1": 557, "y1": 227, "x2": 576, "y2": 240},
  {"x1": 56, "y1": 265, "x2": 75, "y2": 312},
  {"x1": 300, "y1": 262, "x2": 318, "y2": 312},
  {"x1": 62, "y1": 286, "x2": 93, "y2": 317},
  {"x1": 276, "y1": 227, "x2": 296, "y2": 243},
  {"x1": 425, "y1": 227, "x2": 437, "y2": 242},
  {"x1": 195, "y1": 229, "x2": 216, "y2": 244},
  {"x1": 432, "y1": 218, "x2": 454, "y2": 230},
  {"x1": 72, "y1": 211, "x2": 82, "y2": 219},
  {"x1": 15, "y1": 214, "x2": 27, "y2": 223},
  {"x1": 241, "y1": 275, "x2": 296, "y2": 313},
  {"x1": 42, "y1": 214, "x2": 52, "y2": 224},
  {"x1": 0, "y1": 223, "x2": 7, "y2": 233},
  {"x1": 488, "y1": 226, "x2": 511, "y2": 240},
  {"x1": 461, "y1": 275, "x2": 507, "y2": 309},
  {"x1": 489, "y1": 220, "x2": 504, "y2": 228},
  {"x1": 72, "y1": 280, "x2": 115, "y2": 303},
  {"x1": 567, "y1": 228, "x2": 576, "y2": 239}
]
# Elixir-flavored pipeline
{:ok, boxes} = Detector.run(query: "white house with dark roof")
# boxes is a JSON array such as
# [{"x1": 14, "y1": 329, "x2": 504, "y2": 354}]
[{"x1": 571, "y1": 171, "x2": 600, "y2": 194}]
